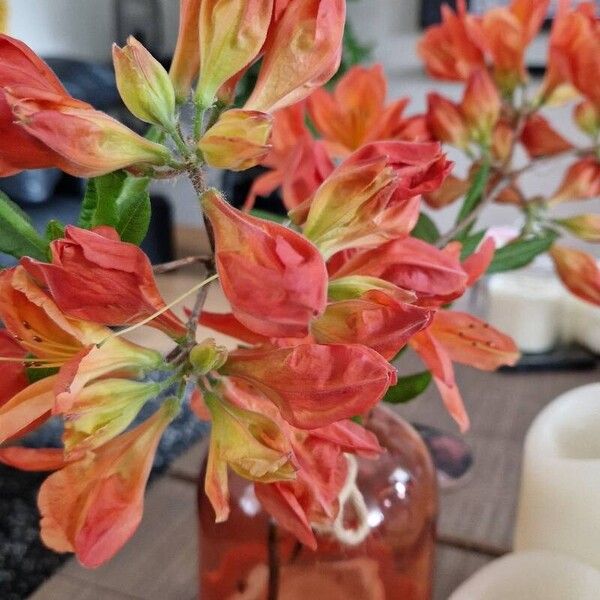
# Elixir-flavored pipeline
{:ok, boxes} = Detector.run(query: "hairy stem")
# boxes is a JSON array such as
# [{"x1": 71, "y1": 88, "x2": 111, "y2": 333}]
[
  {"x1": 153, "y1": 255, "x2": 214, "y2": 275},
  {"x1": 186, "y1": 266, "x2": 209, "y2": 343}
]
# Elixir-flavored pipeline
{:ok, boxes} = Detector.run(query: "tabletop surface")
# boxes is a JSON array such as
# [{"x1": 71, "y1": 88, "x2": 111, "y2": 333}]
[{"x1": 28, "y1": 264, "x2": 600, "y2": 600}]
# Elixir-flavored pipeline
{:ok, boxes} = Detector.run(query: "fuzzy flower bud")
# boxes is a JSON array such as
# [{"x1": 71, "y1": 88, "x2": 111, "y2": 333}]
[
  {"x1": 112, "y1": 36, "x2": 176, "y2": 128},
  {"x1": 198, "y1": 109, "x2": 272, "y2": 171},
  {"x1": 190, "y1": 339, "x2": 229, "y2": 375}
]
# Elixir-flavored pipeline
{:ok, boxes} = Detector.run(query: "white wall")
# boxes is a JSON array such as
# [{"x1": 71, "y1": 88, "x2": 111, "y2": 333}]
[
  {"x1": 6, "y1": 0, "x2": 179, "y2": 61},
  {"x1": 6, "y1": 0, "x2": 598, "y2": 252}
]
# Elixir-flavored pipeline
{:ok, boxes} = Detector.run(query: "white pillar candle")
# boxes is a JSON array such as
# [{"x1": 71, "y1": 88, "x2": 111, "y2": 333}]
[
  {"x1": 487, "y1": 272, "x2": 564, "y2": 354},
  {"x1": 449, "y1": 551, "x2": 600, "y2": 600},
  {"x1": 561, "y1": 293, "x2": 600, "y2": 354},
  {"x1": 513, "y1": 383, "x2": 600, "y2": 568}
]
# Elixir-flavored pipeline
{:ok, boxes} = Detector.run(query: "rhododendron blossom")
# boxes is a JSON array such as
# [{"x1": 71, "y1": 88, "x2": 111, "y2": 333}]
[{"x1": 1, "y1": 0, "x2": 596, "y2": 575}]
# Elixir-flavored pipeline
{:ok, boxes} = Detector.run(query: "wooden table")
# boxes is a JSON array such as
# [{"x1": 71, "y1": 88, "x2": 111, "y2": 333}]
[{"x1": 29, "y1": 264, "x2": 600, "y2": 599}]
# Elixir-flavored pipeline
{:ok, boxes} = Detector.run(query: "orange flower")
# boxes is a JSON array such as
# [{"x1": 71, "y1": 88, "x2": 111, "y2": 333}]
[
  {"x1": 169, "y1": 0, "x2": 201, "y2": 102},
  {"x1": 196, "y1": 0, "x2": 274, "y2": 109},
  {"x1": 22, "y1": 226, "x2": 187, "y2": 339},
  {"x1": 0, "y1": 447, "x2": 71, "y2": 472},
  {"x1": 550, "y1": 245, "x2": 600, "y2": 305},
  {"x1": 203, "y1": 389, "x2": 295, "y2": 522},
  {"x1": 0, "y1": 267, "x2": 164, "y2": 442},
  {"x1": 311, "y1": 289, "x2": 432, "y2": 360},
  {"x1": 112, "y1": 36, "x2": 176, "y2": 128},
  {"x1": 220, "y1": 378, "x2": 380, "y2": 548},
  {"x1": 0, "y1": 36, "x2": 171, "y2": 177},
  {"x1": 0, "y1": 35, "x2": 87, "y2": 176},
  {"x1": 0, "y1": 267, "x2": 107, "y2": 366},
  {"x1": 201, "y1": 189, "x2": 328, "y2": 338},
  {"x1": 520, "y1": 114, "x2": 573, "y2": 158},
  {"x1": 423, "y1": 174, "x2": 470, "y2": 209},
  {"x1": 468, "y1": 0, "x2": 550, "y2": 93},
  {"x1": 460, "y1": 70, "x2": 501, "y2": 146},
  {"x1": 551, "y1": 157, "x2": 600, "y2": 203},
  {"x1": 426, "y1": 93, "x2": 470, "y2": 149},
  {"x1": 307, "y1": 64, "x2": 428, "y2": 157},
  {"x1": 256, "y1": 416, "x2": 381, "y2": 548},
  {"x1": 61, "y1": 379, "x2": 166, "y2": 457},
  {"x1": 7, "y1": 95, "x2": 170, "y2": 177},
  {"x1": 245, "y1": 0, "x2": 346, "y2": 112},
  {"x1": 417, "y1": 0, "x2": 485, "y2": 81},
  {"x1": 222, "y1": 343, "x2": 396, "y2": 429},
  {"x1": 410, "y1": 311, "x2": 519, "y2": 431},
  {"x1": 492, "y1": 120, "x2": 515, "y2": 163},
  {"x1": 332, "y1": 237, "x2": 469, "y2": 307},
  {"x1": 38, "y1": 400, "x2": 178, "y2": 568},
  {"x1": 244, "y1": 102, "x2": 334, "y2": 211},
  {"x1": 198, "y1": 109, "x2": 273, "y2": 171},
  {"x1": 297, "y1": 141, "x2": 450, "y2": 257},
  {"x1": 0, "y1": 330, "x2": 28, "y2": 407},
  {"x1": 542, "y1": 1, "x2": 600, "y2": 107},
  {"x1": 426, "y1": 71, "x2": 501, "y2": 149}
]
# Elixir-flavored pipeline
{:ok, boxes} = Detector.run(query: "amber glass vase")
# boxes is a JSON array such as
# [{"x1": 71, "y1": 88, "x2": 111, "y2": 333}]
[{"x1": 197, "y1": 406, "x2": 438, "y2": 600}]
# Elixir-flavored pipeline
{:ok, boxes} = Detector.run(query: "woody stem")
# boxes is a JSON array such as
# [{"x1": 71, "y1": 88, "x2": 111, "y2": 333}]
[
  {"x1": 153, "y1": 255, "x2": 214, "y2": 274},
  {"x1": 267, "y1": 520, "x2": 280, "y2": 600}
]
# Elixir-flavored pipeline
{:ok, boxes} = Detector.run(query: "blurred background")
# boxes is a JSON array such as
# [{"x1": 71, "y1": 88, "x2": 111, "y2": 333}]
[{"x1": 2, "y1": 0, "x2": 598, "y2": 257}]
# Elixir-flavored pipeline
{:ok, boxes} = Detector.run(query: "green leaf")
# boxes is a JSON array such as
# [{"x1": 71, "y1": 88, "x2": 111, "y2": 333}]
[
  {"x1": 411, "y1": 213, "x2": 440, "y2": 244},
  {"x1": 383, "y1": 371, "x2": 433, "y2": 404},
  {"x1": 79, "y1": 172, "x2": 125, "y2": 229},
  {"x1": 459, "y1": 230, "x2": 486, "y2": 260},
  {"x1": 454, "y1": 161, "x2": 491, "y2": 238},
  {"x1": 487, "y1": 231, "x2": 558, "y2": 274},
  {"x1": 0, "y1": 191, "x2": 49, "y2": 261},
  {"x1": 116, "y1": 183, "x2": 152, "y2": 245},
  {"x1": 45, "y1": 219, "x2": 66, "y2": 242},
  {"x1": 79, "y1": 172, "x2": 152, "y2": 245},
  {"x1": 250, "y1": 208, "x2": 287, "y2": 224}
]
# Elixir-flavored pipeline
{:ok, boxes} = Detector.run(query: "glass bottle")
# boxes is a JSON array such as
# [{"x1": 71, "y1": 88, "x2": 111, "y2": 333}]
[{"x1": 198, "y1": 406, "x2": 438, "y2": 600}]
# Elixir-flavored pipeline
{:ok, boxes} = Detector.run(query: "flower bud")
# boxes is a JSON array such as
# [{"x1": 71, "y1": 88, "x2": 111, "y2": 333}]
[
  {"x1": 196, "y1": 0, "x2": 273, "y2": 109},
  {"x1": 8, "y1": 97, "x2": 171, "y2": 177},
  {"x1": 574, "y1": 101, "x2": 600, "y2": 138},
  {"x1": 112, "y1": 37, "x2": 176, "y2": 128},
  {"x1": 461, "y1": 70, "x2": 501, "y2": 147},
  {"x1": 520, "y1": 114, "x2": 572, "y2": 158},
  {"x1": 311, "y1": 290, "x2": 432, "y2": 360},
  {"x1": 426, "y1": 93, "x2": 469, "y2": 148},
  {"x1": 550, "y1": 245, "x2": 600, "y2": 306},
  {"x1": 557, "y1": 214, "x2": 600, "y2": 243},
  {"x1": 551, "y1": 158, "x2": 600, "y2": 204},
  {"x1": 190, "y1": 339, "x2": 228, "y2": 375},
  {"x1": 198, "y1": 109, "x2": 272, "y2": 171},
  {"x1": 327, "y1": 276, "x2": 416, "y2": 303},
  {"x1": 300, "y1": 142, "x2": 450, "y2": 258}
]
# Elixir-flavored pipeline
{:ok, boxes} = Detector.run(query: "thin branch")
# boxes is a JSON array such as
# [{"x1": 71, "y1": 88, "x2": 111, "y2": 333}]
[
  {"x1": 186, "y1": 266, "x2": 210, "y2": 343},
  {"x1": 153, "y1": 255, "x2": 214, "y2": 275},
  {"x1": 438, "y1": 144, "x2": 599, "y2": 247}
]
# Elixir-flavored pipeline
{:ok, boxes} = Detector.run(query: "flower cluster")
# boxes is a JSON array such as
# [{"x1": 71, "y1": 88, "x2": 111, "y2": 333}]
[
  {"x1": 0, "y1": 0, "x2": 596, "y2": 570},
  {"x1": 418, "y1": 0, "x2": 600, "y2": 304}
]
